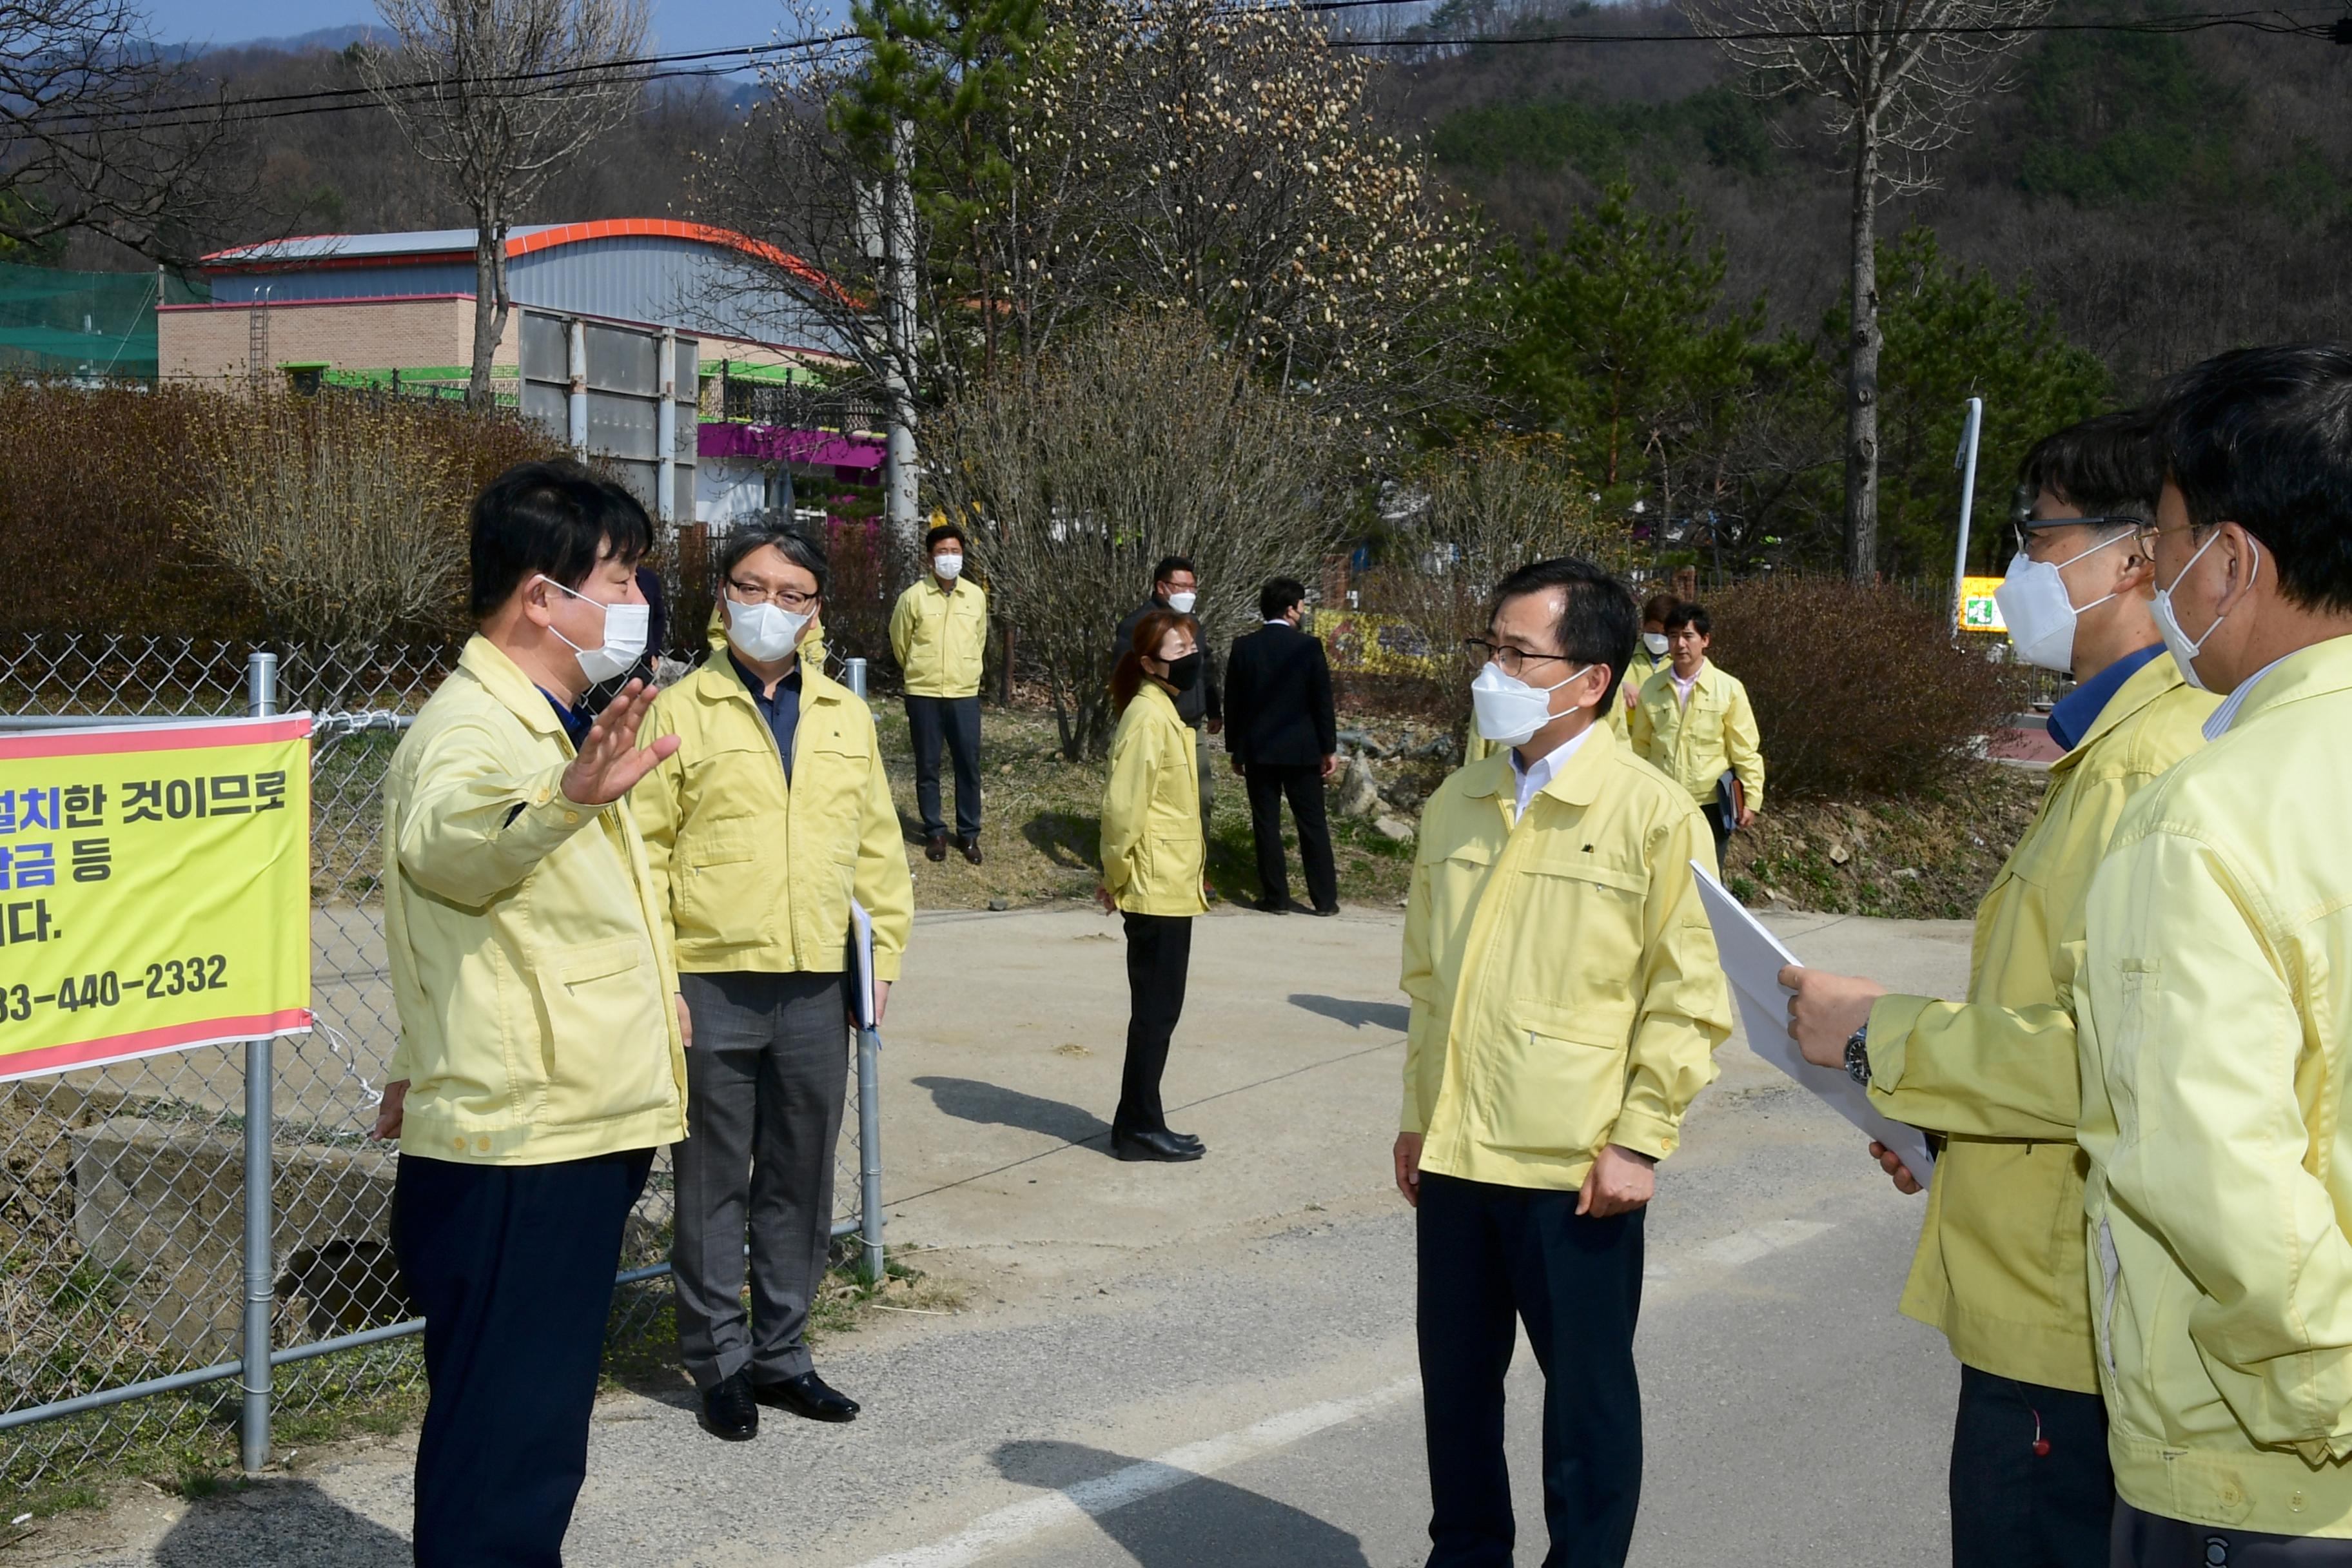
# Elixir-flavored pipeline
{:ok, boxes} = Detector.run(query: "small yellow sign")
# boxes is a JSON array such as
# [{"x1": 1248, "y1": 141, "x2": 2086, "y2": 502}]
[
  {"x1": 1958, "y1": 576, "x2": 2008, "y2": 634},
  {"x1": 0, "y1": 714, "x2": 311, "y2": 1081}
]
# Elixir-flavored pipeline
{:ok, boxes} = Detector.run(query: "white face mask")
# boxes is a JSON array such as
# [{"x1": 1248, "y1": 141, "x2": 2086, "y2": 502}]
[
  {"x1": 1642, "y1": 632, "x2": 1670, "y2": 658},
  {"x1": 538, "y1": 575, "x2": 649, "y2": 685},
  {"x1": 1166, "y1": 590, "x2": 1198, "y2": 615},
  {"x1": 2151, "y1": 527, "x2": 2257, "y2": 692},
  {"x1": 1470, "y1": 660, "x2": 1592, "y2": 748},
  {"x1": 934, "y1": 553, "x2": 964, "y2": 581},
  {"x1": 1992, "y1": 529, "x2": 2132, "y2": 673},
  {"x1": 725, "y1": 596, "x2": 812, "y2": 664}
]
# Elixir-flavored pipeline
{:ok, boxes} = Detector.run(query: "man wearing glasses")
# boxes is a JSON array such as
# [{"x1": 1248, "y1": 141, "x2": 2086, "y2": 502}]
[
  {"x1": 631, "y1": 519, "x2": 914, "y2": 1442},
  {"x1": 1780, "y1": 413, "x2": 2217, "y2": 1568},
  {"x1": 1398, "y1": 557, "x2": 1731, "y2": 1566}
]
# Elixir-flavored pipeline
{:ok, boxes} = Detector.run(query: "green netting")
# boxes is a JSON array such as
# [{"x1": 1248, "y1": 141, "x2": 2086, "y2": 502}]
[{"x1": 0, "y1": 262, "x2": 207, "y2": 380}]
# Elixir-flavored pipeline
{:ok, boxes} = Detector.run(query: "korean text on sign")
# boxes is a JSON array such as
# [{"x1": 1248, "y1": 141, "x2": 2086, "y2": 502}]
[{"x1": 0, "y1": 714, "x2": 311, "y2": 1081}]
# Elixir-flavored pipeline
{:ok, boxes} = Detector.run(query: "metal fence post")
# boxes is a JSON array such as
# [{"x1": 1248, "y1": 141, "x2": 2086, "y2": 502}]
[
  {"x1": 240, "y1": 651, "x2": 279, "y2": 1473},
  {"x1": 843, "y1": 656, "x2": 868, "y2": 700},
  {"x1": 856, "y1": 1027, "x2": 885, "y2": 1282}
]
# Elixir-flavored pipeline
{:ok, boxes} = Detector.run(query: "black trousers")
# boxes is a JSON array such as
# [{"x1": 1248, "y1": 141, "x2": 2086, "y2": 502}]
[
  {"x1": 2112, "y1": 1500, "x2": 2352, "y2": 1564},
  {"x1": 672, "y1": 971, "x2": 849, "y2": 1389},
  {"x1": 905, "y1": 694, "x2": 982, "y2": 839},
  {"x1": 1243, "y1": 761, "x2": 1337, "y2": 911},
  {"x1": 1117, "y1": 911, "x2": 1192, "y2": 1133},
  {"x1": 393, "y1": 1146, "x2": 654, "y2": 1568},
  {"x1": 1951, "y1": 1365, "x2": 2113, "y2": 1568},
  {"x1": 1416, "y1": 1171, "x2": 1645, "y2": 1568}
]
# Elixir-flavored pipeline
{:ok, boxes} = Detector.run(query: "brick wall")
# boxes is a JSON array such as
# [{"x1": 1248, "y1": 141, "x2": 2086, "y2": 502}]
[{"x1": 159, "y1": 297, "x2": 510, "y2": 386}]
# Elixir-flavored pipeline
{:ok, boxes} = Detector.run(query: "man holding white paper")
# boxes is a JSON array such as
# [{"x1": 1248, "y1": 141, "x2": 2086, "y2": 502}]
[
  {"x1": 1397, "y1": 556, "x2": 1732, "y2": 1567},
  {"x1": 1781, "y1": 413, "x2": 2216, "y2": 1568}
]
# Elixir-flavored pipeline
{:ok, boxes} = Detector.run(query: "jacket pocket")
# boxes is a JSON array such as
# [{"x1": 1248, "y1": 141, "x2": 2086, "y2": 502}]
[
  {"x1": 531, "y1": 936, "x2": 671, "y2": 1128},
  {"x1": 678, "y1": 818, "x2": 766, "y2": 946},
  {"x1": 1484, "y1": 1015, "x2": 1629, "y2": 1160}
]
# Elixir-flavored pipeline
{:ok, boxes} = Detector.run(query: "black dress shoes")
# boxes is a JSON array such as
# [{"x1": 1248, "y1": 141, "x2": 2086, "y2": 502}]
[
  {"x1": 1311, "y1": 903, "x2": 1340, "y2": 917},
  {"x1": 1113, "y1": 1126, "x2": 1206, "y2": 1162},
  {"x1": 754, "y1": 1369, "x2": 861, "y2": 1423},
  {"x1": 700, "y1": 1369, "x2": 758, "y2": 1441},
  {"x1": 957, "y1": 835, "x2": 984, "y2": 865},
  {"x1": 925, "y1": 833, "x2": 948, "y2": 863}
]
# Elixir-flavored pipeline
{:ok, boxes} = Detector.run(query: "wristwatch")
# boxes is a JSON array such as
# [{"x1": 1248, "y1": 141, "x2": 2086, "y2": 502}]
[{"x1": 1844, "y1": 1024, "x2": 1872, "y2": 1088}]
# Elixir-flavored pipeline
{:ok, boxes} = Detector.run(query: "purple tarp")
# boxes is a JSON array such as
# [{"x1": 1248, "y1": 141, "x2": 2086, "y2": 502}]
[{"x1": 699, "y1": 420, "x2": 886, "y2": 470}]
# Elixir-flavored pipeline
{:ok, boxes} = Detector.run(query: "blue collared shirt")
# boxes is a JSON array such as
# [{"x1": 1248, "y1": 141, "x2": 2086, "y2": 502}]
[
  {"x1": 538, "y1": 689, "x2": 593, "y2": 748},
  {"x1": 730, "y1": 652, "x2": 802, "y2": 783},
  {"x1": 2046, "y1": 643, "x2": 2164, "y2": 752}
]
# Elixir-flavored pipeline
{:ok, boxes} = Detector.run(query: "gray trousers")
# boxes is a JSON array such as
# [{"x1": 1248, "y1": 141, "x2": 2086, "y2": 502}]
[
  {"x1": 672, "y1": 970, "x2": 849, "y2": 1389},
  {"x1": 2113, "y1": 1500, "x2": 2352, "y2": 1565}
]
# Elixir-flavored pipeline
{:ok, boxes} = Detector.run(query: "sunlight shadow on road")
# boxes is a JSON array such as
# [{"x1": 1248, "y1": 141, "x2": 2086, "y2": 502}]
[
  {"x1": 992, "y1": 1440, "x2": 1371, "y2": 1567},
  {"x1": 1287, "y1": 994, "x2": 1409, "y2": 1034},
  {"x1": 913, "y1": 1075, "x2": 1113, "y2": 1146},
  {"x1": 152, "y1": 1478, "x2": 409, "y2": 1567}
]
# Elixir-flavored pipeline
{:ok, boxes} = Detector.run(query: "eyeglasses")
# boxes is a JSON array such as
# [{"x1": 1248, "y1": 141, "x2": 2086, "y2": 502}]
[
  {"x1": 2014, "y1": 516, "x2": 2146, "y2": 554},
  {"x1": 726, "y1": 580, "x2": 819, "y2": 611},
  {"x1": 1463, "y1": 638, "x2": 1582, "y2": 680}
]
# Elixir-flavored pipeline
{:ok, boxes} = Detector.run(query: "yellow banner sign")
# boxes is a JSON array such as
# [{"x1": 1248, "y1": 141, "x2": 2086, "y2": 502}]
[
  {"x1": 1958, "y1": 575, "x2": 2008, "y2": 634},
  {"x1": 0, "y1": 714, "x2": 311, "y2": 1081}
]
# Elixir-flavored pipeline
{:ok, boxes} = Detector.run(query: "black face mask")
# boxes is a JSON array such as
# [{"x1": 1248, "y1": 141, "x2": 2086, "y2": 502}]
[{"x1": 1162, "y1": 651, "x2": 1204, "y2": 694}]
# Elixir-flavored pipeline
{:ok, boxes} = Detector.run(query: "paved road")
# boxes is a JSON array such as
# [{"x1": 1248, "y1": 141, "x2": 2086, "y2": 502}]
[{"x1": 21, "y1": 905, "x2": 1971, "y2": 1567}]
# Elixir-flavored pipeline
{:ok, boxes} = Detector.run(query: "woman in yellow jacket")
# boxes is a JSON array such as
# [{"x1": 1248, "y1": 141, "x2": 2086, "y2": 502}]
[
  {"x1": 631, "y1": 519, "x2": 914, "y2": 1442},
  {"x1": 1097, "y1": 608, "x2": 1210, "y2": 1163}
]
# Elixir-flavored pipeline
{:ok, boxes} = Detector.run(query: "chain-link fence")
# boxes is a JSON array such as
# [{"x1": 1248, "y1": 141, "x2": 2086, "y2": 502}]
[{"x1": 0, "y1": 636, "x2": 882, "y2": 1503}]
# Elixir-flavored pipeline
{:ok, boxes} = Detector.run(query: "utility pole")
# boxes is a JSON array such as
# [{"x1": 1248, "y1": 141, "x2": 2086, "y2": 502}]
[
  {"x1": 1949, "y1": 396, "x2": 1984, "y2": 642},
  {"x1": 881, "y1": 118, "x2": 921, "y2": 556}
]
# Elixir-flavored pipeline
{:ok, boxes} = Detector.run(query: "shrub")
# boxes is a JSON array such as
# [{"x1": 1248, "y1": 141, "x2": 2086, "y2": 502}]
[{"x1": 1704, "y1": 576, "x2": 2019, "y2": 800}]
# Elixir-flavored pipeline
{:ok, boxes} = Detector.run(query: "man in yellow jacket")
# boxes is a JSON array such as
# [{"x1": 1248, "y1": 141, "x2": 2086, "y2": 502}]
[
  {"x1": 632, "y1": 520, "x2": 914, "y2": 1442},
  {"x1": 1627, "y1": 602, "x2": 1763, "y2": 867},
  {"x1": 375, "y1": 460, "x2": 687, "y2": 1567},
  {"x1": 1398, "y1": 556, "x2": 1732, "y2": 1567},
  {"x1": 2073, "y1": 345, "x2": 2352, "y2": 1560},
  {"x1": 888, "y1": 520, "x2": 990, "y2": 865},
  {"x1": 1782, "y1": 412, "x2": 2217, "y2": 1568}
]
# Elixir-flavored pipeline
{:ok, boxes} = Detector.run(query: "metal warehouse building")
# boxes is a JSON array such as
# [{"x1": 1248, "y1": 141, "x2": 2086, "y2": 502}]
[{"x1": 160, "y1": 220, "x2": 877, "y2": 525}]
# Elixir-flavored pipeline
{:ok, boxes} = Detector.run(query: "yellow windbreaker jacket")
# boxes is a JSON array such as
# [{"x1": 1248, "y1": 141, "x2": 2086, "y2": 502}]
[
  {"x1": 1100, "y1": 681, "x2": 1208, "y2": 917},
  {"x1": 2079, "y1": 636, "x2": 2352, "y2": 1537},
  {"x1": 382, "y1": 636, "x2": 686, "y2": 1164},
  {"x1": 888, "y1": 578, "x2": 989, "y2": 698},
  {"x1": 1628, "y1": 661, "x2": 1766, "y2": 810},
  {"x1": 631, "y1": 647, "x2": 914, "y2": 983},
  {"x1": 1400, "y1": 725, "x2": 1733, "y2": 1191},
  {"x1": 1602, "y1": 645, "x2": 1663, "y2": 740},
  {"x1": 1865, "y1": 652, "x2": 2216, "y2": 1393}
]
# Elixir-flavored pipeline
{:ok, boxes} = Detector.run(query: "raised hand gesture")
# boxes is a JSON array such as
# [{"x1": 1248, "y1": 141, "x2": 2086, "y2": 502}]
[{"x1": 560, "y1": 680, "x2": 680, "y2": 807}]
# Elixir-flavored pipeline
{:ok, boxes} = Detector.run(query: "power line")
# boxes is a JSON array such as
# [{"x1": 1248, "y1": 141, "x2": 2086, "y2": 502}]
[{"x1": 1344, "y1": 11, "x2": 2335, "y2": 44}]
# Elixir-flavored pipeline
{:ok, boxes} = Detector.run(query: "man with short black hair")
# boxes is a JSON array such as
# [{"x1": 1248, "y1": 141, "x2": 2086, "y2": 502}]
[
  {"x1": 1224, "y1": 576, "x2": 1339, "y2": 915},
  {"x1": 1399, "y1": 556, "x2": 1732, "y2": 1567},
  {"x1": 634, "y1": 518, "x2": 913, "y2": 1442},
  {"x1": 375, "y1": 458, "x2": 687, "y2": 1567},
  {"x1": 1781, "y1": 411, "x2": 2217, "y2": 1568},
  {"x1": 2069, "y1": 344, "x2": 2352, "y2": 1563},
  {"x1": 1117, "y1": 555, "x2": 1223, "y2": 846},
  {"x1": 890, "y1": 522, "x2": 989, "y2": 863},
  {"x1": 1627, "y1": 602, "x2": 1763, "y2": 865}
]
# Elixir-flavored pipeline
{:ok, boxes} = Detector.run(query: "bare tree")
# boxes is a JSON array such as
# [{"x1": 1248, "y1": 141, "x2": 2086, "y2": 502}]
[
  {"x1": 0, "y1": 0, "x2": 247, "y2": 259},
  {"x1": 928, "y1": 309, "x2": 1343, "y2": 759},
  {"x1": 184, "y1": 394, "x2": 481, "y2": 644},
  {"x1": 1685, "y1": 0, "x2": 2050, "y2": 580},
  {"x1": 360, "y1": 0, "x2": 647, "y2": 406}
]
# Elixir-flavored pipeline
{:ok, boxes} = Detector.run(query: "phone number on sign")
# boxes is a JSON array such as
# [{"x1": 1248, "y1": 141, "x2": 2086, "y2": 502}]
[{"x1": 0, "y1": 955, "x2": 230, "y2": 1021}]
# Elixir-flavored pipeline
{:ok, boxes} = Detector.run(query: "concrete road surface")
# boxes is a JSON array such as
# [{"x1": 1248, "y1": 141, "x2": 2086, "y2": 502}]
[{"x1": 18, "y1": 904, "x2": 1975, "y2": 1568}]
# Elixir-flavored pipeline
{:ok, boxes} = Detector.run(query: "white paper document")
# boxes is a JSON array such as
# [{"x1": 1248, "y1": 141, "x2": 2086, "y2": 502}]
[
  {"x1": 1690, "y1": 863, "x2": 1937, "y2": 1181},
  {"x1": 849, "y1": 899, "x2": 879, "y2": 1033}
]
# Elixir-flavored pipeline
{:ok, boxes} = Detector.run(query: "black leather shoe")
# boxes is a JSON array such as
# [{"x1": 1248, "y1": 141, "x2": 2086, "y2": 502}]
[
  {"x1": 958, "y1": 836, "x2": 983, "y2": 865},
  {"x1": 754, "y1": 1369, "x2": 860, "y2": 1423},
  {"x1": 1165, "y1": 1128, "x2": 1205, "y2": 1150},
  {"x1": 1311, "y1": 903, "x2": 1340, "y2": 917},
  {"x1": 1113, "y1": 1126, "x2": 1206, "y2": 1162},
  {"x1": 925, "y1": 833, "x2": 948, "y2": 863},
  {"x1": 1252, "y1": 896, "x2": 1289, "y2": 914},
  {"x1": 700, "y1": 1370, "x2": 758, "y2": 1441}
]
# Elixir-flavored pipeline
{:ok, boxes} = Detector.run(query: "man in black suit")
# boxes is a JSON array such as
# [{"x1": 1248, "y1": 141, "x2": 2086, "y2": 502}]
[{"x1": 1225, "y1": 577, "x2": 1340, "y2": 916}]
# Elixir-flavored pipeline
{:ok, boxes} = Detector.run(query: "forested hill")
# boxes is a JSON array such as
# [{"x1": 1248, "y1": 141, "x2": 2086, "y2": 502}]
[{"x1": 1390, "y1": 0, "x2": 2352, "y2": 395}]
